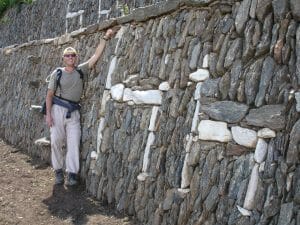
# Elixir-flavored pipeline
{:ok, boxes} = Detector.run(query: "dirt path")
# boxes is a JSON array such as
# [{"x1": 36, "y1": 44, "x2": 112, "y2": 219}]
[{"x1": 0, "y1": 140, "x2": 137, "y2": 225}]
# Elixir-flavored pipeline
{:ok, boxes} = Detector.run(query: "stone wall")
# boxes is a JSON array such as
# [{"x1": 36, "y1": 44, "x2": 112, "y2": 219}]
[
  {"x1": 1, "y1": 0, "x2": 300, "y2": 225},
  {"x1": 0, "y1": 0, "x2": 165, "y2": 48}
]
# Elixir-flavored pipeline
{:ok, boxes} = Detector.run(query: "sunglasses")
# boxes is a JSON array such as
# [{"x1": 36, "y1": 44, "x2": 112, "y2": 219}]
[{"x1": 64, "y1": 54, "x2": 77, "y2": 58}]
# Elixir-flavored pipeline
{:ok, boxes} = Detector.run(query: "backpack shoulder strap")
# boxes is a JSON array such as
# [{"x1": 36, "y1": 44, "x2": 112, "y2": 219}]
[
  {"x1": 75, "y1": 67, "x2": 84, "y2": 79},
  {"x1": 55, "y1": 69, "x2": 63, "y2": 95}
]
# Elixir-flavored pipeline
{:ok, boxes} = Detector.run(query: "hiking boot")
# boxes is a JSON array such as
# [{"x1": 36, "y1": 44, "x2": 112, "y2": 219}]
[
  {"x1": 66, "y1": 172, "x2": 78, "y2": 186},
  {"x1": 55, "y1": 169, "x2": 64, "y2": 185}
]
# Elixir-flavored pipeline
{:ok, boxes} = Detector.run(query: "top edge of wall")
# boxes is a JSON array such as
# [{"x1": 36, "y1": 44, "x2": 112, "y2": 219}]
[{"x1": 0, "y1": 0, "x2": 229, "y2": 54}]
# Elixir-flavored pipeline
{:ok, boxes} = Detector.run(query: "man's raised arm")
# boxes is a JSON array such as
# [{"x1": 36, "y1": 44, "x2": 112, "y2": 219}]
[{"x1": 87, "y1": 28, "x2": 117, "y2": 69}]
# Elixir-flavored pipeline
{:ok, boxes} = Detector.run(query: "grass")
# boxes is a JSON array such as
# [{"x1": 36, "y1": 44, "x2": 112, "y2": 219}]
[{"x1": 0, "y1": 0, "x2": 34, "y2": 18}]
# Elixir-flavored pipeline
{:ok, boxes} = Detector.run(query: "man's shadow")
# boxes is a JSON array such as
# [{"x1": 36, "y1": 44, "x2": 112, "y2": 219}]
[{"x1": 42, "y1": 184, "x2": 104, "y2": 225}]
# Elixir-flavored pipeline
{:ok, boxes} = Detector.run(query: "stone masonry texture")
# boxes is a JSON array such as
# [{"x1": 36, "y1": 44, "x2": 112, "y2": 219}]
[{"x1": 0, "y1": 0, "x2": 300, "y2": 224}]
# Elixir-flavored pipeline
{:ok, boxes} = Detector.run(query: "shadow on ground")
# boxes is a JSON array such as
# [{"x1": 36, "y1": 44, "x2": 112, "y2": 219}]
[{"x1": 42, "y1": 183, "x2": 134, "y2": 225}]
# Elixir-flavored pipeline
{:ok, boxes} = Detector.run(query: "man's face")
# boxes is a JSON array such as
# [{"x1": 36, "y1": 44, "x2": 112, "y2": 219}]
[{"x1": 63, "y1": 53, "x2": 77, "y2": 66}]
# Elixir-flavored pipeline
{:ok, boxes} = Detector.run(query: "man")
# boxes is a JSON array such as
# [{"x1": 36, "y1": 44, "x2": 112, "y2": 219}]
[{"x1": 46, "y1": 28, "x2": 116, "y2": 186}]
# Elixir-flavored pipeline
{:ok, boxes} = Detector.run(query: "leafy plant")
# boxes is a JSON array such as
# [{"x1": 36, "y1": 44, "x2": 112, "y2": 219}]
[
  {"x1": 0, "y1": 0, "x2": 34, "y2": 18},
  {"x1": 0, "y1": 15, "x2": 9, "y2": 24}
]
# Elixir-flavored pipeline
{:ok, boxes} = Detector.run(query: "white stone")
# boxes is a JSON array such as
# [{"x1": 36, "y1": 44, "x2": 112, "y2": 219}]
[
  {"x1": 34, "y1": 137, "x2": 50, "y2": 146},
  {"x1": 257, "y1": 128, "x2": 276, "y2": 138},
  {"x1": 202, "y1": 54, "x2": 209, "y2": 68},
  {"x1": 232, "y1": 126, "x2": 257, "y2": 148},
  {"x1": 243, "y1": 164, "x2": 259, "y2": 210},
  {"x1": 286, "y1": 172, "x2": 294, "y2": 192},
  {"x1": 30, "y1": 105, "x2": 42, "y2": 110},
  {"x1": 198, "y1": 120, "x2": 232, "y2": 143},
  {"x1": 254, "y1": 138, "x2": 268, "y2": 163},
  {"x1": 295, "y1": 92, "x2": 300, "y2": 112},
  {"x1": 187, "y1": 81, "x2": 193, "y2": 86},
  {"x1": 192, "y1": 136, "x2": 198, "y2": 142},
  {"x1": 191, "y1": 100, "x2": 200, "y2": 133},
  {"x1": 114, "y1": 26, "x2": 125, "y2": 54},
  {"x1": 122, "y1": 74, "x2": 139, "y2": 84},
  {"x1": 217, "y1": 152, "x2": 224, "y2": 161},
  {"x1": 100, "y1": 90, "x2": 111, "y2": 116},
  {"x1": 259, "y1": 162, "x2": 265, "y2": 172},
  {"x1": 194, "y1": 82, "x2": 202, "y2": 100},
  {"x1": 99, "y1": 9, "x2": 111, "y2": 15},
  {"x1": 111, "y1": 83, "x2": 124, "y2": 101},
  {"x1": 105, "y1": 56, "x2": 117, "y2": 89},
  {"x1": 128, "y1": 101, "x2": 135, "y2": 105},
  {"x1": 90, "y1": 151, "x2": 98, "y2": 160},
  {"x1": 177, "y1": 188, "x2": 190, "y2": 194},
  {"x1": 123, "y1": 88, "x2": 162, "y2": 105},
  {"x1": 97, "y1": 118, "x2": 106, "y2": 153},
  {"x1": 237, "y1": 205, "x2": 252, "y2": 216},
  {"x1": 189, "y1": 69, "x2": 209, "y2": 82},
  {"x1": 181, "y1": 153, "x2": 191, "y2": 188},
  {"x1": 142, "y1": 132, "x2": 155, "y2": 172},
  {"x1": 149, "y1": 106, "x2": 160, "y2": 131},
  {"x1": 185, "y1": 134, "x2": 193, "y2": 153},
  {"x1": 66, "y1": 10, "x2": 84, "y2": 18},
  {"x1": 123, "y1": 74, "x2": 139, "y2": 85},
  {"x1": 137, "y1": 172, "x2": 150, "y2": 181},
  {"x1": 159, "y1": 82, "x2": 170, "y2": 91},
  {"x1": 165, "y1": 54, "x2": 170, "y2": 64},
  {"x1": 87, "y1": 103, "x2": 95, "y2": 128}
]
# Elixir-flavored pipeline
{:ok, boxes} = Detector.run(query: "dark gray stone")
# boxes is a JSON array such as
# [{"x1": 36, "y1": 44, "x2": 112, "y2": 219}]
[
  {"x1": 204, "y1": 185, "x2": 219, "y2": 211},
  {"x1": 187, "y1": 141, "x2": 201, "y2": 166},
  {"x1": 278, "y1": 202, "x2": 294, "y2": 225},
  {"x1": 199, "y1": 149, "x2": 219, "y2": 200},
  {"x1": 226, "y1": 143, "x2": 251, "y2": 156},
  {"x1": 228, "y1": 155, "x2": 252, "y2": 200},
  {"x1": 244, "y1": 58, "x2": 264, "y2": 105},
  {"x1": 216, "y1": 34, "x2": 230, "y2": 75},
  {"x1": 286, "y1": 119, "x2": 300, "y2": 165},
  {"x1": 260, "y1": 197, "x2": 280, "y2": 223},
  {"x1": 235, "y1": 0, "x2": 251, "y2": 34},
  {"x1": 209, "y1": 53, "x2": 218, "y2": 78},
  {"x1": 256, "y1": 13, "x2": 273, "y2": 57},
  {"x1": 229, "y1": 60, "x2": 242, "y2": 101},
  {"x1": 262, "y1": 140, "x2": 277, "y2": 179},
  {"x1": 256, "y1": 0, "x2": 273, "y2": 22},
  {"x1": 266, "y1": 66, "x2": 289, "y2": 105},
  {"x1": 242, "y1": 20, "x2": 256, "y2": 62},
  {"x1": 249, "y1": 0, "x2": 257, "y2": 19},
  {"x1": 183, "y1": 0, "x2": 217, "y2": 6},
  {"x1": 201, "y1": 101, "x2": 249, "y2": 123},
  {"x1": 188, "y1": 38, "x2": 201, "y2": 70},
  {"x1": 202, "y1": 11, "x2": 220, "y2": 42},
  {"x1": 290, "y1": 0, "x2": 300, "y2": 21},
  {"x1": 296, "y1": 26, "x2": 300, "y2": 85},
  {"x1": 201, "y1": 78, "x2": 220, "y2": 98},
  {"x1": 294, "y1": 166, "x2": 300, "y2": 204},
  {"x1": 224, "y1": 38, "x2": 242, "y2": 69},
  {"x1": 246, "y1": 104, "x2": 286, "y2": 130},
  {"x1": 252, "y1": 21, "x2": 262, "y2": 47},
  {"x1": 221, "y1": 15, "x2": 234, "y2": 34},
  {"x1": 272, "y1": 0, "x2": 289, "y2": 21},
  {"x1": 255, "y1": 56, "x2": 275, "y2": 107},
  {"x1": 219, "y1": 72, "x2": 231, "y2": 100},
  {"x1": 213, "y1": 34, "x2": 225, "y2": 53},
  {"x1": 270, "y1": 24, "x2": 280, "y2": 58}
]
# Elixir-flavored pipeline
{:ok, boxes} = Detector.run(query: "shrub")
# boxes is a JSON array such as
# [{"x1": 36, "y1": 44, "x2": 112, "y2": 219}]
[{"x1": 0, "y1": 0, "x2": 34, "y2": 18}]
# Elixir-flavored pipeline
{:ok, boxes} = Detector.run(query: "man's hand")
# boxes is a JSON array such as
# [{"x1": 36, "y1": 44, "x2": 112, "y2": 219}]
[
  {"x1": 104, "y1": 26, "x2": 121, "y2": 40},
  {"x1": 46, "y1": 114, "x2": 54, "y2": 127}
]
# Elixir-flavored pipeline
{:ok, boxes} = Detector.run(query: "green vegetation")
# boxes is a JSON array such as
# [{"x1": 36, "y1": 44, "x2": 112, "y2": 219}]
[{"x1": 0, "y1": 0, "x2": 34, "y2": 18}]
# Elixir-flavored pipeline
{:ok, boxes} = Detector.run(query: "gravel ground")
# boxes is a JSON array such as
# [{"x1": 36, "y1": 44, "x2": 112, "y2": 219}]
[{"x1": 0, "y1": 139, "x2": 137, "y2": 225}]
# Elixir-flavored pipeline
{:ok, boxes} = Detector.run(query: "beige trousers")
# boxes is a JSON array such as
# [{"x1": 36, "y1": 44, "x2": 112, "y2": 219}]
[{"x1": 50, "y1": 104, "x2": 81, "y2": 173}]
